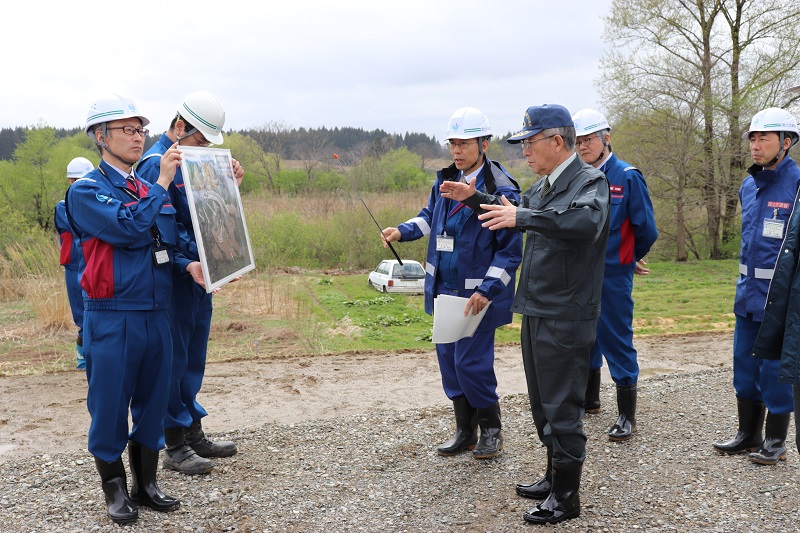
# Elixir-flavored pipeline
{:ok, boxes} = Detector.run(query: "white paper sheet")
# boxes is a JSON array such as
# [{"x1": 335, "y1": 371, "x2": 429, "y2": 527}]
[{"x1": 431, "y1": 294, "x2": 491, "y2": 344}]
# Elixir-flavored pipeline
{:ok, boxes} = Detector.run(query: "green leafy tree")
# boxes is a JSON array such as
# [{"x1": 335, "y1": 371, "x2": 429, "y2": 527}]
[
  {"x1": 380, "y1": 148, "x2": 429, "y2": 191},
  {"x1": 0, "y1": 127, "x2": 95, "y2": 231}
]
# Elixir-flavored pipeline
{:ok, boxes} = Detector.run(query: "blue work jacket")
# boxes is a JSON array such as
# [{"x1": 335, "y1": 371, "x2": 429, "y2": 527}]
[
  {"x1": 600, "y1": 154, "x2": 658, "y2": 276},
  {"x1": 736, "y1": 155, "x2": 800, "y2": 322},
  {"x1": 65, "y1": 160, "x2": 190, "y2": 311},
  {"x1": 397, "y1": 159, "x2": 523, "y2": 331},
  {"x1": 54, "y1": 200, "x2": 83, "y2": 271}
]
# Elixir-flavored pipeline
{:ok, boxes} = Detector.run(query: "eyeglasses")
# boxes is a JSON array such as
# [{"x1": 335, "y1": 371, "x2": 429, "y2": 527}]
[
  {"x1": 107, "y1": 126, "x2": 149, "y2": 137},
  {"x1": 178, "y1": 130, "x2": 211, "y2": 147},
  {"x1": 191, "y1": 132, "x2": 211, "y2": 147},
  {"x1": 522, "y1": 135, "x2": 555, "y2": 150},
  {"x1": 575, "y1": 134, "x2": 598, "y2": 148},
  {"x1": 447, "y1": 140, "x2": 477, "y2": 151}
]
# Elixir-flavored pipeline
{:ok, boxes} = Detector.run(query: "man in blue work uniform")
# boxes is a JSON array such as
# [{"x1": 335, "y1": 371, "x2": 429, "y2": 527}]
[
  {"x1": 68, "y1": 94, "x2": 207, "y2": 524},
  {"x1": 572, "y1": 109, "x2": 658, "y2": 441},
  {"x1": 382, "y1": 107, "x2": 522, "y2": 459},
  {"x1": 713, "y1": 107, "x2": 800, "y2": 465},
  {"x1": 137, "y1": 90, "x2": 243, "y2": 475},
  {"x1": 54, "y1": 156, "x2": 94, "y2": 370}
]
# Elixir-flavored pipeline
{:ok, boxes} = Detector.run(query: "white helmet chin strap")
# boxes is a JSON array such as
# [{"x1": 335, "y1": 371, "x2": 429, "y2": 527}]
[{"x1": 590, "y1": 131, "x2": 610, "y2": 166}]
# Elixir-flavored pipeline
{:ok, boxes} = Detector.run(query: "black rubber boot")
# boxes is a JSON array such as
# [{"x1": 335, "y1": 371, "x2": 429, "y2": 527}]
[
  {"x1": 472, "y1": 401, "x2": 503, "y2": 459},
  {"x1": 162, "y1": 426, "x2": 214, "y2": 475},
  {"x1": 523, "y1": 462, "x2": 582, "y2": 524},
  {"x1": 584, "y1": 368, "x2": 602, "y2": 414},
  {"x1": 186, "y1": 419, "x2": 238, "y2": 458},
  {"x1": 713, "y1": 399, "x2": 766, "y2": 454},
  {"x1": 516, "y1": 445, "x2": 552, "y2": 499},
  {"x1": 94, "y1": 456, "x2": 138, "y2": 525},
  {"x1": 749, "y1": 412, "x2": 790, "y2": 465},
  {"x1": 436, "y1": 396, "x2": 478, "y2": 456},
  {"x1": 128, "y1": 441, "x2": 181, "y2": 511},
  {"x1": 608, "y1": 384, "x2": 637, "y2": 441}
]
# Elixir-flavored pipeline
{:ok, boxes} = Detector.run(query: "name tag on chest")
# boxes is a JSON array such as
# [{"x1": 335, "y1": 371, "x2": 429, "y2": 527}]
[
  {"x1": 763, "y1": 218, "x2": 785, "y2": 239},
  {"x1": 436, "y1": 235, "x2": 455, "y2": 252}
]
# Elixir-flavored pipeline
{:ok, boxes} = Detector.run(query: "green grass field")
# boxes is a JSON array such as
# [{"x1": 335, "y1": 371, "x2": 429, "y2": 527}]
[{"x1": 0, "y1": 260, "x2": 738, "y2": 376}]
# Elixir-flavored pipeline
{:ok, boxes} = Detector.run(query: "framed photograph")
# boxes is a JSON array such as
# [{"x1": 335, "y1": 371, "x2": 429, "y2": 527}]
[{"x1": 179, "y1": 146, "x2": 255, "y2": 292}]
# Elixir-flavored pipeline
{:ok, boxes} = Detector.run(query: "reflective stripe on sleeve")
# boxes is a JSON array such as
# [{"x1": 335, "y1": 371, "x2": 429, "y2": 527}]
[
  {"x1": 409, "y1": 217, "x2": 431, "y2": 236},
  {"x1": 426, "y1": 263, "x2": 436, "y2": 277},
  {"x1": 485, "y1": 266, "x2": 511, "y2": 286}
]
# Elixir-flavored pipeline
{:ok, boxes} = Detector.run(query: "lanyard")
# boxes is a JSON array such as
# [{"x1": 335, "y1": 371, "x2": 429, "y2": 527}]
[{"x1": 98, "y1": 166, "x2": 163, "y2": 247}]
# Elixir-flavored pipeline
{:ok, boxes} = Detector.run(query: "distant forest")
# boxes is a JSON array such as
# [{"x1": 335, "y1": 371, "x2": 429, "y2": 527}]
[{"x1": 0, "y1": 125, "x2": 450, "y2": 162}]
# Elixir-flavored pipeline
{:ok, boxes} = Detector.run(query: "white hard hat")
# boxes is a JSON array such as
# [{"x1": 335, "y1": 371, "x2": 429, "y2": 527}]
[
  {"x1": 66, "y1": 157, "x2": 94, "y2": 179},
  {"x1": 177, "y1": 90, "x2": 226, "y2": 145},
  {"x1": 445, "y1": 107, "x2": 492, "y2": 140},
  {"x1": 743, "y1": 107, "x2": 799, "y2": 139},
  {"x1": 85, "y1": 94, "x2": 150, "y2": 139},
  {"x1": 572, "y1": 109, "x2": 611, "y2": 136}
]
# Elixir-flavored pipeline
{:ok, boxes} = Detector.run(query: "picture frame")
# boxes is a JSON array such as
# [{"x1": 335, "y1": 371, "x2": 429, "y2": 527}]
[{"x1": 179, "y1": 146, "x2": 255, "y2": 292}]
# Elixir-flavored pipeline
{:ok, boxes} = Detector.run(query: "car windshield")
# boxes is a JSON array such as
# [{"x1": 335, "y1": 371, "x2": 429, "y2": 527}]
[{"x1": 392, "y1": 263, "x2": 425, "y2": 279}]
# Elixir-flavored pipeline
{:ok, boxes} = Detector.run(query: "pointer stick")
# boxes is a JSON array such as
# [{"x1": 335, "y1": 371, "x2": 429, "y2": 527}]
[{"x1": 333, "y1": 153, "x2": 403, "y2": 265}]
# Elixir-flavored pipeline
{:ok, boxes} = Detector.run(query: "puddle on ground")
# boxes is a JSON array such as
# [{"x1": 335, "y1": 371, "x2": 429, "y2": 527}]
[{"x1": 640, "y1": 367, "x2": 683, "y2": 378}]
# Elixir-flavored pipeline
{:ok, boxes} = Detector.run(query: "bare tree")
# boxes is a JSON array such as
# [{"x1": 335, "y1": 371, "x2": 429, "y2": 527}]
[
  {"x1": 246, "y1": 120, "x2": 292, "y2": 190},
  {"x1": 293, "y1": 131, "x2": 332, "y2": 190},
  {"x1": 602, "y1": 0, "x2": 800, "y2": 259}
]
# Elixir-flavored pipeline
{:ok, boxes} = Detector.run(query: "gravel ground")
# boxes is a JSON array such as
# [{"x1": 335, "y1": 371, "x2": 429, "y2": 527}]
[{"x1": 1, "y1": 367, "x2": 799, "y2": 532}]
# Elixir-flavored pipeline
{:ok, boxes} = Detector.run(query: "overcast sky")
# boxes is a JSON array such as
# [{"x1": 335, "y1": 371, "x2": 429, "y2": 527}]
[{"x1": 3, "y1": 0, "x2": 612, "y2": 140}]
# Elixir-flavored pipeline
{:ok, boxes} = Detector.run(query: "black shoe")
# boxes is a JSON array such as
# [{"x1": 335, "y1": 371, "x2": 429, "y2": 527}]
[
  {"x1": 128, "y1": 441, "x2": 181, "y2": 511},
  {"x1": 750, "y1": 412, "x2": 790, "y2": 465},
  {"x1": 472, "y1": 401, "x2": 503, "y2": 459},
  {"x1": 94, "y1": 456, "x2": 138, "y2": 525},
  {"x1": 516, "y1": 446, "x2": 552, "y2": 499},
  {"x1": 609, "y1": 385, "x2": 637, "y2": 441},
  {"x1": 523, "y1": 462, "x2": 581, "y2": 525},
  {"x1": 436, "y1": 396, "x2": 477, "y2": 456},
  {"x1": 163, "y1": 426, "x2": 214, "y2": 475},
  {"x1": 713, "y1": 399, "x2": 766, "y2": 454},
  {"x1": 187, "y1": 419, "x2": 237, "y2": 458},
  {"x1": 584, "y1": 368, "x2": 601, "y2": 414}
]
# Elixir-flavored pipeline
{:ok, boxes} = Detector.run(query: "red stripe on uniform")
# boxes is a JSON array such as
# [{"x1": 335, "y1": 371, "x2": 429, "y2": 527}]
[
  {"x1": 59, "y1": 232, "x2": 73, "y2": 266},
  {"x1": 80, "y1": 237, "x2": 115, "y2": 299},
  {"x1": 619, "y1": 218, "x2": 635, "y2": 265}
]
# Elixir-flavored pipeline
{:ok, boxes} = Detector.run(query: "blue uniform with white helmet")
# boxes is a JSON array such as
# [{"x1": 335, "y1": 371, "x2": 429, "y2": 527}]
[
  {"x1": 135, "y1": 90, "x2": 237, "y2": 475},
  {"x1": 732, "y1": 155, "x2": 799, "y2": 414},
  {"x1": 589, "y1": 154, "x2": 658, "y2": 386},
  {"x1": 138, "y1": 134, "x2": 210, "y2": 430},
  {"x1": 713, "y1": 106, "x2": 800, "y2": 464},
  {"x1": 56, "y1": 156, "x2": 95, "y2": 370},
  {"x1": 397, "y1": 159, "x2": 522, "y2": 407},
  {"x1": 392, "y1": 106, "x2": 522, "y2": 460},
  {"x1": 67, "y1": 159, "x2": 189, "y2": 460}
]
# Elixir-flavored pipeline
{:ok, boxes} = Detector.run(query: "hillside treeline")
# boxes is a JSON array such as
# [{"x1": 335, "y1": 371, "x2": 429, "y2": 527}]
[{"x1": 0, "y1": 124, "x2": 447, "y2": 164}]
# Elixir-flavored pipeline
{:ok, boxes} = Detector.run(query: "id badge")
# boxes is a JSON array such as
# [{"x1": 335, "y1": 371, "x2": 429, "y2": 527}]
[
  {"x1": 763, "y1": 218, "x2": 785, "y2": 239},
  {"x1": 436, "y1": 235, "x2": 455, "y2": 252},
  {"x1": 152, "y1": 246, "x2": 170, "y2": 266}
]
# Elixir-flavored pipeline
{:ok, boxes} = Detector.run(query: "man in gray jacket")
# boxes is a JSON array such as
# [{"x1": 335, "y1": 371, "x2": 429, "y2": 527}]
[{"x1": 440, "y1": 104, "x2": 609, "y2": 525}]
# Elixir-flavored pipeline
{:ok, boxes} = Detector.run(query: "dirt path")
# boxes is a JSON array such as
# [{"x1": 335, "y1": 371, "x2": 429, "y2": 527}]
[{"x1": 0, "y1": 331, "x2": 732, "y2": 464}]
